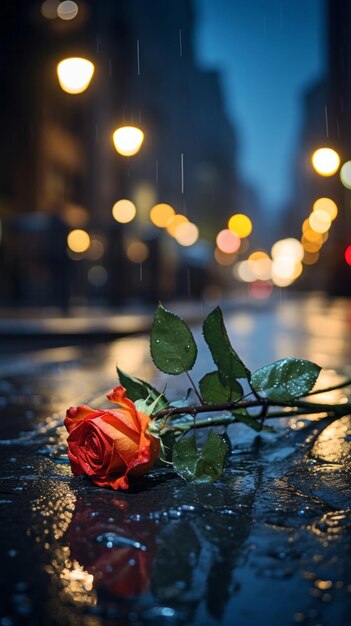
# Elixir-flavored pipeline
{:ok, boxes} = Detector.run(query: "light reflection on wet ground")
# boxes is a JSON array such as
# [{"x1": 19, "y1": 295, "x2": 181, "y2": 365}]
[{"x1": 0, "y1": 295, "x2": 351, "y2": 625}]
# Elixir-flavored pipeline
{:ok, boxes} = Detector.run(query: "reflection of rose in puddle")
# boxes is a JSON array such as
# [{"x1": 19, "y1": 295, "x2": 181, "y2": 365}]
[{"x1": 66, "y1": 496, "x2": 155, "y2": 597}]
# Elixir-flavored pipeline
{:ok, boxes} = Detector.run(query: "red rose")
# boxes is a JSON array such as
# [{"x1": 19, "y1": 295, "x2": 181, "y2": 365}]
[{"x1": 64, "y1": 386, "x2": 160, "y2": 490}]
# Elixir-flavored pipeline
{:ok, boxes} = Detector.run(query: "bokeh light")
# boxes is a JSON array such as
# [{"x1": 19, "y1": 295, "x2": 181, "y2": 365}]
[
  {"x1": 312, "y1": 197, "x2": 338, "y2": 221},
  {"x1": 85, "y1": 238, "x2": 105, "y2": 261},
  {"x1": 303, "y1": 250, "x2": 320, "y2": 265},
  {"x1": 311, "y1": 147, "x2": 340, "y2": 176},
  {"x1": 57, "y1": 1, "x2": 78, "y2": 20},
  {"x1": 248, "y1": 251, "x2": 272, "y2": 280},
  {"x1": 233, "y1": 260, "x2": 256, "y2": 282},
  {"x1": 309, "y1": 210, "x2": 331, "y2": 233},
  {"x1": 88, "y1": 265, "x2": 108, "y2": 287},
  {"x1": 271, "y1": 257, "x2": 302, "y2": 281},
  {"x1": 249, "y1": 281, "x2": 273, "y2": 300},
  {"x1": 345, "y1": 245, "x2": 351, "y2": 266},
  {"x1": 301, "y1": 237, "x2": 323, "y2": 253},
  {"x1": 216, "y1": 229, "x2": 241, "y2": 254},
  {"x1": 174, "y1": 222, "x2": 199, "y2": 246},
  {"x1": 228, "y1": 213, "x2": 252, "y2": 238},
  {"x1": 67, "y1": 229, "x2": 90, "y2": 253},
  {"x1": 150, "y1": 203, "x2": 175, "y2": 228},
  {"x1": 340, "y1": 161, "x2": 351, "y2": 189},
  {"x1": 271, "y1": 238, "x2": 304, "y2": 262},
  {"x1": 41, "y1": 0, "x2": 59, "y2": 19},
  {"x1": 302, "y1": 227, "x2": 324, "y2": 242},
  {"x1": 112, "y1": 126, "x2": 144, "y2": 156},
  {"x1": 126, "y1": 241, "x2": 149, "y2": 263},
  {"x1": 112, "y1": 199, "x2": 136, "y2": 224},
  {"x1": 166, "y1": 214, "x2": 188, "y2": 237},
  {"x1": 214, "y1": 248, "x2": 237, "y2": 266},
  {"x1": 57, "y1": 58, "x2": 94, "y2": 94}
]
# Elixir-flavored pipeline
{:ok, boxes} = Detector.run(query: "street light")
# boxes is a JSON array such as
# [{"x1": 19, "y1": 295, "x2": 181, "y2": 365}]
[
  {"x1": 112, "y1": 126, "x2": 144, "y2": 156},
  {"x1": 311, "y1": 147, "x2": 340, "y2": 176},
  {"x1": 57, "y1": 57, "x2": 95, "y2": 94}
]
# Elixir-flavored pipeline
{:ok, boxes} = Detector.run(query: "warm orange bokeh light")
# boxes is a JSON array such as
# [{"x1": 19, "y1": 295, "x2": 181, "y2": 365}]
[
  {"x1": 312, "y1": 197, "x2": 338, "y2": 221},
  {"x1": 150, "y1": 203, "x2": 175, "y2": 228},
  {"x1": 166, "y1": 214, "x2": 188, "y2": 237}
]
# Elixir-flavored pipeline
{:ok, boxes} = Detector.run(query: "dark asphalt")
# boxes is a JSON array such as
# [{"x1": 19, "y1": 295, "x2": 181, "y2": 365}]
[{"x1": 0, "y1": 295, "x2": 351, "y2": 626}]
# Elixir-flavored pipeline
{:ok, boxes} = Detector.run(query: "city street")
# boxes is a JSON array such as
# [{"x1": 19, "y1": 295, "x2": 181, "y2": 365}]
[{"x1": 0, "y1": 295, "x2": 350, "y2": 626}]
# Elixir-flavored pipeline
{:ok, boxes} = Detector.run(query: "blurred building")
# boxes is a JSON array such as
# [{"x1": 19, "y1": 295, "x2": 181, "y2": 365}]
[
  {"x1": 284, "y1": 0, "x2": 351, "y2": 294},
  {"x1": 0, "y1": 0, "x2": 253, "y2": 307}
]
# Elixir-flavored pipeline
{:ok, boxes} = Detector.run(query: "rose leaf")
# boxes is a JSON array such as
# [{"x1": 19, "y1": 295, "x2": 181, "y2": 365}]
[
  {"x1": 117, "y1": 367, "x2": 168, "y2": 411},
  {"x1": 150, "y1": 304, "x2": 197, "y2": 375},
  {"x1": 251, "y1": 358, "x2": 321, "y2": 402},
  {"x1": 172, "y1": 433, "x2": 229, "y2": 483},
  {"x1": 232, "y1": 408, "x2": 262, "y2": 432},
  {"x1": 199, "y1": 371, "x2": 243, "y2": 404},
  {"x1": 203, "y1": 307, "x2": 250, "y2": 381}
]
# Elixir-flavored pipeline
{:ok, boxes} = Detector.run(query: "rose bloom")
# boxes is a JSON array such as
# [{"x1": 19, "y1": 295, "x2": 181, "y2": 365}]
[{"x1": 64, "y1": 386, "x2": 160, "y2": 490}]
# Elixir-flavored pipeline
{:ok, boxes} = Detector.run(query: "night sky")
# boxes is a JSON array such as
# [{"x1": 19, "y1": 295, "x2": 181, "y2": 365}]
[{"x1": 195, "y1": 0, "x2": 325, "y2": 215}]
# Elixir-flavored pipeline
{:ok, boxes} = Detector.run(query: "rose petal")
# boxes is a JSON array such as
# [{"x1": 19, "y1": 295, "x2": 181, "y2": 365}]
[
  {"x1": 107, "y1": 387, "x2": 139, "y2": 428},
  {"x1": 64, "y1": 405, "x2": 103, "y2": 434}
]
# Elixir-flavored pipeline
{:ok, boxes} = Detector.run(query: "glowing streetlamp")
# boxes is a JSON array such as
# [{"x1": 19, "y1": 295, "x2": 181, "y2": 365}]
[
  {"x1": 311, "y1": 147, "x2": 340, "y2": 176},
  {"x1": 57, "y1": 57, "x2": 95, "y2": 94},
  {"x1": 112, "y1": 126, "x2": 144, "y2": 157}
]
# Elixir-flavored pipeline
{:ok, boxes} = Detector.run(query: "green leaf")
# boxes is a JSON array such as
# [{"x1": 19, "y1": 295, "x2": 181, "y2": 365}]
[
  {"x1": 202, "y1": 307, "x2": 250, "y2": 381},
  {"x1": 172, "y1": 433, "x2": 229, "y2": 483},
  {"x1": 150, "y1": 304, "x2": 197, "y2": 375},
  {"x1": 232, "y1": 408, "x2": 262, "y2": 432},
  {"x1": 158, "y1": 430, "x2": 178, "y2": 465},
  {"x1": 251, "y1": 358, "x2": 321, "y2": 402},
  {"x1": 199, "y1": 371, "x2": 243, "y2": 404},
  {"x1": 117, "y1": 367, "x2": 168, "y2": 411}
]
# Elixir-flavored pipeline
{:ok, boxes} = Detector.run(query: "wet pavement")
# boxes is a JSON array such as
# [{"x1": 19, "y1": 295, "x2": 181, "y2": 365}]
[{"x1": 0, "y1": 295, "x2": 351, "y2": 626}]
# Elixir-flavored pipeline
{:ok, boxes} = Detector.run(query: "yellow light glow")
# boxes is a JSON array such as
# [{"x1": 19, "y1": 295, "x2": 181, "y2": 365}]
[
  {"x1": 214, "y1": 248, "x2": 237, "y2": 266},
  {"x1": 303, "y1": 250, "x2": 320, "y2": 265},
  {"x1": 126, "y1": 241, "x2": 149, "y2": 263},
  {"x1": 150, "y1": 203, "x2": 175, "y2": 228},
  {"x1": 216, "y1": 229, "x2": 241, "y2": 254},
  {"x1": 340, "y1": 161, "x2": 351, "y2": 189},
  {"x1": 166, "y1": 214, "x2": 188, "y2": 237},
  {"x1": 228, "y1": 213, "x2": 252, "y2": 238},
  {"x1": 271, "y1": 238, "x2": 304, "y2": 262},
  {"x1": 112, "y1": 199, "x2": 136, "y2": 224},
  {"x1": 312, "y1": 197, "x2": 338, "y2": 221},
  {"x1": 112, "y1": 126, "x2": 144, "y2": 156},
  {"x1": 303, "y1": 228, "x2": 323, "y2": 242},
  {"x1": 301, "y1": 237, "x2": 323, "y2": 253},
  {"x1": 57, "y1": 1, "x2": 78, "y2": 20},
  {"x1": 248, "y1": 251, "x2": 270, "y2": 262},
  {"x1": 174, "y1": 222, "x2": 199, "y2": 246},
  {"x1": 312, "y1": 147, "x2": 340, "y2": 176},
  {"x1": 302, "y1": 219, "x2": 311, "y2": 233},
  {"x1": 57, "y1": 58, "x2": 94, "y2": 94},
  {"x1": 309, "y1": 210, "x2": 331, "y2": 233},
  {"x1": 67, "y1": 229, "x2": 90, "y2": 253}
]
